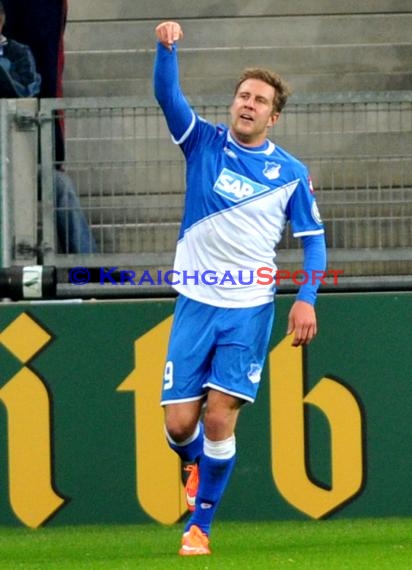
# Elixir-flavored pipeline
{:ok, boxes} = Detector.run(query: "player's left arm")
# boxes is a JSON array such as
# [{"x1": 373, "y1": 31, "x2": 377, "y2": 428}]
[
  {"x1": 286, "y1": 171, "x2": 327, "y2": 346},
  {"x1": 287, "y1": 233, "x2": 327, "y2": 346}
]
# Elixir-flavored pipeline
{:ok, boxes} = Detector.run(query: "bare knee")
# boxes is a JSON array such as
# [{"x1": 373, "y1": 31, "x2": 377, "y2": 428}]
[
  {"x1": 166, "y1": 420, "x2": 197, "y2": 443},
  {"x1": 203, "y1": 391, "x2": 242, "y2": 441},
  {"x1": 164, "y1": 401, "x2": 202, "y2": 443}
]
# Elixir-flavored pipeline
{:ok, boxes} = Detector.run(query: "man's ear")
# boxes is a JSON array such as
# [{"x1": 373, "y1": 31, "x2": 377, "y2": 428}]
[{"x1": 268, "y1": 112, "x2": 280, "y2": 128}]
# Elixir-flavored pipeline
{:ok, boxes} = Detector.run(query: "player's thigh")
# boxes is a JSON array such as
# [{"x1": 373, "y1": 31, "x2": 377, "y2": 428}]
[
  {"x1": 210, "y1": 302, "x2": 274, "y2": 402},
  {"x1": 161, "y1": 295, "x2": 218, "y2": 403}
]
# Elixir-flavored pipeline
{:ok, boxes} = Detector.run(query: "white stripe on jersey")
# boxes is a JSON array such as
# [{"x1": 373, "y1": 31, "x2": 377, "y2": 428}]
[{"x1": 173, "y1": 180, "x2": 299, "y2": 308}]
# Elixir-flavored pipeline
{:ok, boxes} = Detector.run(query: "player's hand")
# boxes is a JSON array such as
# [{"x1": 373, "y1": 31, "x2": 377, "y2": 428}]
[
  {"x1": 286, "y1": 300, "x2": 317, "y2": 347},
  {"x1": 155, "y1": 21, "x2": 184, "y2": 50}
]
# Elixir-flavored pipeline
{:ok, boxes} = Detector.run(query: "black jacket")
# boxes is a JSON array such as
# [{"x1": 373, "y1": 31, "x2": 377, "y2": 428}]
[{"x1": 0, "y1": 37, "x2": 41, "y2": 97}]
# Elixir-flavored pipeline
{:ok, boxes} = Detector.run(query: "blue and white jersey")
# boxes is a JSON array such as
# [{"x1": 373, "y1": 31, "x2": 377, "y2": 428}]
[{"x1": 154, "y1": 43, "x2": 325, "y2": 308}]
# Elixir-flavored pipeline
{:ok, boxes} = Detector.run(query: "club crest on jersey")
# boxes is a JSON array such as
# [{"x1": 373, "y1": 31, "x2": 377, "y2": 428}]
[
  {"x1": 263, "y1": 161, "x2": 281, "y2": 180},
  {"x1": 213, "y1": 168, "x2": 270, "y2": 203}
]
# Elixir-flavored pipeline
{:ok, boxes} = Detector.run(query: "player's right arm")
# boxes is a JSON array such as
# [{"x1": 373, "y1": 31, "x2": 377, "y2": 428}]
[{"x1": 153, "y1": 21, "x2": 195, "y2": 143}]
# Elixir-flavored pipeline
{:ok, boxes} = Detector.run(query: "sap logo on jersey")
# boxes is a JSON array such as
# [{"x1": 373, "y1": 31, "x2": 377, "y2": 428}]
[{"x1": 213, "y1": 168, "x2": 270, "y2": 203}]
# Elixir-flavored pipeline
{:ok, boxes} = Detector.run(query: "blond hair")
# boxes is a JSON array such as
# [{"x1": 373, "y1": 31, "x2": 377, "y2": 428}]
[{"x1": 234, "y1": 68, "x2": 291, "y2": 113}]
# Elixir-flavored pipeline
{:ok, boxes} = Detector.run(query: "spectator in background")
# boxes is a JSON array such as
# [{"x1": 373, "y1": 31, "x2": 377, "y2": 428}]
[
  {"x1": 2, "y1": 0, "x2": 67, "y2": 163},
  {"x1": 0, "y1": 0, "x2": 96, "y2": 254},
  {"x1": 53, "y1": 168, "x2": 97, "y2": 254},
  {"x1": 0, "y1": 2, "x2": 41, "y2": 97}
]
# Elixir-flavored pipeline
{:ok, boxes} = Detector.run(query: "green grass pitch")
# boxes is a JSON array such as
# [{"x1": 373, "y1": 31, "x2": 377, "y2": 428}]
[{"x1": 0, "y1": 518, "x2": 411, "y2": 569}]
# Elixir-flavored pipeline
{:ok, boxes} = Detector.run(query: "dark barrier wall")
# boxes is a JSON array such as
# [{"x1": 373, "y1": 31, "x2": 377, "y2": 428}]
[{"x1": 0, "y1": 292, "x2": 410, "y2": 527}]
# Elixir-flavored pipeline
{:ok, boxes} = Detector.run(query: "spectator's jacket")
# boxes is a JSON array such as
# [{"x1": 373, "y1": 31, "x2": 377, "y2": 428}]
[{"x1": 0, "y1": 36, "x2": 41, "y2": 97}]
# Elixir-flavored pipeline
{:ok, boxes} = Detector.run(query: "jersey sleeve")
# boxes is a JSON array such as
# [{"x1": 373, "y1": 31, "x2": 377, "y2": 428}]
[
  {"x1": 286, "y1": 169, "x2": 324, "y2": 237},
  {"x1": 296, "y1": 233, "x2": 327, "y2": 305},
  {"x1": 153, "y1": 42, "x2": 196, "y2": 144}
]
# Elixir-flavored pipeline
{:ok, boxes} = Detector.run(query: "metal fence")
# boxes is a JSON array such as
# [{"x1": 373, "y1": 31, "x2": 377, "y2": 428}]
[{"x1": 1, "y1": 92, "x2": 412, "y2": 297}]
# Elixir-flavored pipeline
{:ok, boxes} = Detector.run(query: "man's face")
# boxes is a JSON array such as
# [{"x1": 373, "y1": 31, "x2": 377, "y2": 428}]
[{"x1": 230, "y1": 78, "x2": 280, "y2": 146}]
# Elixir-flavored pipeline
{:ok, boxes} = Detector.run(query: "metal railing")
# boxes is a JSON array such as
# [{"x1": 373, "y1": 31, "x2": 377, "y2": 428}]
[{"x1": 1, "y1": 92, "x2": 411, "y2": 298}]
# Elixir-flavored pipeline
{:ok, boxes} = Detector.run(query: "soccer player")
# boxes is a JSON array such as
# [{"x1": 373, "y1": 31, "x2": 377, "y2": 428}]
[{"x1": 154, "y1": 21, "x2": 327, "y2": 556}]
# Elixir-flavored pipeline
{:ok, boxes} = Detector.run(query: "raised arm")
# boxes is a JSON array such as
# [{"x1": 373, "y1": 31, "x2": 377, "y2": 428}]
[{"x1": 153, "y1": 21, "x2": 194, "y2": 142}]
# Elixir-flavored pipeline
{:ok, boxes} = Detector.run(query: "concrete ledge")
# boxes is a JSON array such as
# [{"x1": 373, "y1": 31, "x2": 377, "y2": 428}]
[
  {"x1": 68, "y1": 0, "x2": 412, "y2": 21},
  {"x1": 65, "y1": 14, "x2": 412, "y2": 51},
  {"x1": 63, "y1": 73, "x2": 412, "y2": 97},
  {"x1": 63, "y1": 44, "x2": 412, "y2": 102}
]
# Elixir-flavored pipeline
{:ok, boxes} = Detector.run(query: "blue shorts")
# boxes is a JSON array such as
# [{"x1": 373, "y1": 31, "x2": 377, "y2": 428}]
[{"x1": 161, "y1": 295, "x2": 274, "y2": 405}]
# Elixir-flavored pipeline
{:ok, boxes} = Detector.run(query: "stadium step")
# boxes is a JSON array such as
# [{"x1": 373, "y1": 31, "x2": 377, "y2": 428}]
[{"x1": 64, "y1": 6, "x2": 412, "y2": 96}]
